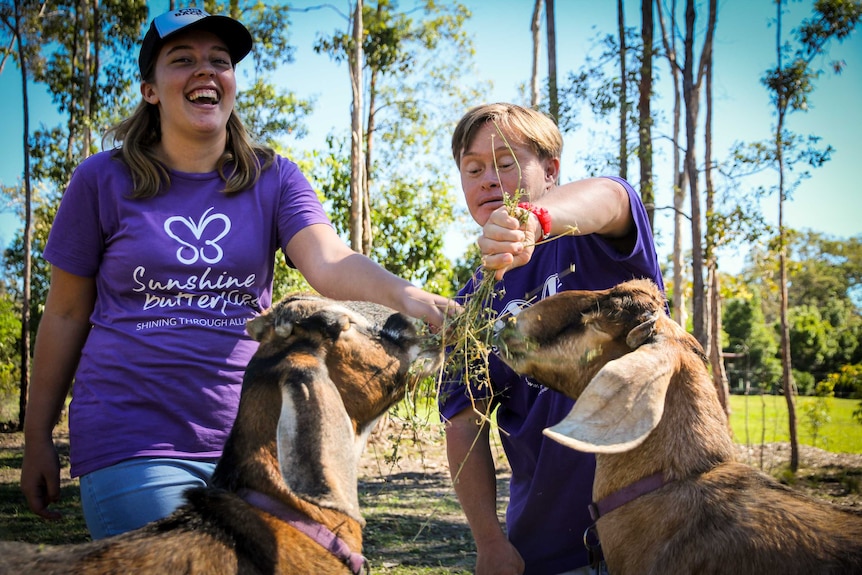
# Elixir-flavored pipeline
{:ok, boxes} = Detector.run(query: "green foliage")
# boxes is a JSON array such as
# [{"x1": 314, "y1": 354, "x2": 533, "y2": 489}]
[
  {"x1": 369, "y1": 176, "x2": 456, "y2": 296},
  {"x1": 788, "y1": 304, "x2": 836, "y2": 378},
  {"x1": 309, "y1": 1, "x2": 483, "y2": 295},
  {"x1": 801, "y1": 378, "x2": 833, "y2": 449},
  {"x1": 763, "y1": 0, "x2": 861, "y2": 117},
  {"x1": 0, "y1": 293, "x2": 22, "y2": 397},
  {"x1": 236, "y1": 78, "x2": 314, "y2": 147},
  {"x1": 314, "y1": 0, "x2": 475, "y2": 76},
  {"x1": 823, "y1": 364, "x2": 862, "y2": 399},
  {"x1": 307, "y1": 135, "x2": 457, "y2": 296},
  {"x1": 272, "y1": 262, "x2": 314, "y2": 303},
  {"x1": 729, "y1": 232, "x2": 862, "y2": 390},
  {"x1": 2, "y1": 195, "x2": 55, "y2": 336},
  {"x1": 208, "y1": 1, "x2": 296, "y2": 75},
  {"x1": 34, "y1": 1, "x2": 148, "y2": 179},
  {"x1": 723, "y1": 292, "x2": 782, "y2": 393},
  {"x1": 785, "y1": 230, "x2": 862, "y2": 307},
  {"x1": 207, "y1": 1, "x2": 315, "y2": 149},
  {"x1": 793, "y1": 369, "x2": 817, "y2": 396},
  {"x1": 798, "y1": 0, "x2": 862, "y2": 59},
  {"x1": 450, "y1": 243, "x2": 482, "y2": 293},
  {"x1": 781, "y1": 233, "x2": 862, "y2": 378}
]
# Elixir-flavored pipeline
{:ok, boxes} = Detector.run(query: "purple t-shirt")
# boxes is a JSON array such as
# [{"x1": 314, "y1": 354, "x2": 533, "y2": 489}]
[
  {"x1": 439, "y1": 178, "x2": 665, "y2": 574},
  {"x1": 43, "y1": 151, "x2": 331, "y2": 478}
]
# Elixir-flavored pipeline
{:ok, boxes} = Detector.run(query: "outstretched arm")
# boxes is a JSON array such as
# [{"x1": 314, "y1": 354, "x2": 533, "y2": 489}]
[
  {"x1": 480, "y1": 177, "x2": 634, "y2": 279},
  {"x1": 285, "y1": 223, "x2": 454, "y2": 328}
]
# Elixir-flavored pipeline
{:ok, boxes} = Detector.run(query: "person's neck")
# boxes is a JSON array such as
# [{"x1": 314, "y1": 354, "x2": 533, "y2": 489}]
[{"x1": 157, "y1": 131, "x2": 227, "y2": 173}]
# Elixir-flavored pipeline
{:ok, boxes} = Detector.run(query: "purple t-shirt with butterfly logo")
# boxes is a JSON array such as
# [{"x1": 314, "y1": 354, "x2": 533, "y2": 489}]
[
  {"x1": 439, "y1": 177, "x2": 665, "y2": 574},
  {"x1": 44, "y1": 151, "x2": 331, "y2": 478}
]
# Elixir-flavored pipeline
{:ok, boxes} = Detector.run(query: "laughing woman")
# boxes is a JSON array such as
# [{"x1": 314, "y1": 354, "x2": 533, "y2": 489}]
[{"x1": 20, "y1": 8, "x2": 451, "y2": 539}]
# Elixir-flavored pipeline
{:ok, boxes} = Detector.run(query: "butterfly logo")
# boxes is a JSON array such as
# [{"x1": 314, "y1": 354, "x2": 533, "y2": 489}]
[{"x1": 163, "y1": 207, "x2": 231, "y2": 265}]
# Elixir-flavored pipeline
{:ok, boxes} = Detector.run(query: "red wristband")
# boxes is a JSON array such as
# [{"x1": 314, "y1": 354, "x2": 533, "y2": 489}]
[{"x1": 517, "y1": 202, "x2": 552, "y2": 241}]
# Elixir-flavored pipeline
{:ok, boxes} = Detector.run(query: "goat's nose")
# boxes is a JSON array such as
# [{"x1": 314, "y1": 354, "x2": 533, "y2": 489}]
[{"x1": 494, "y1": 316, "x2": 525, "y2": 359}]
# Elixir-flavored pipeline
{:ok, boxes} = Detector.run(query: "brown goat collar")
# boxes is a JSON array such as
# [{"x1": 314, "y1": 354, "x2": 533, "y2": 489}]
[
  {"x1": 588, "y1": 472, "x2": 667, "y2": 521},
  {"x1": 239, "y1": 489, "x2": 368, "y2": 574}
]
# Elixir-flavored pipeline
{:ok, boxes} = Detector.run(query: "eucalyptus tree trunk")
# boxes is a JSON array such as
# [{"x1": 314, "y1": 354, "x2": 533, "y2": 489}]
[
  {"x1": 638, "y1": 0, "x2": 654, "y2": 227},
  {"x1": 362, "y1": 72, "x2": 374, "y2": 255},
  {"x1": 80, "y1": 0, "x2": 92, "y2": 155},
  {"x1": 349, "y1": 0, "x2": 365, "y2": 254},
  {"x1": 13, "y1": 0, "x2": 33, "y2": 430},
  {"x1": 656, "y1": 0, "x2": 688, "y2": 327},
  {"x1": 530, "y1": 0, "x2": 542, "y2": 108},
  {"x1": 617, "y1": 0, "x2": 627, "y2": 179},
  {"x1": 545, "y1": 0, "x2": 558, "y2": 124},
  {"x1": 682, "y1": 0, "x2": 704, "y2": 346},
  {"x1": 682, "y1": 0, "x2": 716, "y2": 349},
  {"x1": 774, "y1": 1, "x2": 799, "y2": 472},
  {"x1": 704, "y1": 53, "x2": 730, "y2": 420}
]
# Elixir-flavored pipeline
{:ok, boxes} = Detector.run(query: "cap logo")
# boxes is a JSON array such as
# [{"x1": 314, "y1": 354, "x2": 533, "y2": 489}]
[
  {"x1": 139, "y1": 8, "x2": 252, "y2": 77},
  {"x1": 153, "y1": 8, "x2": 210, "y2": 39}
]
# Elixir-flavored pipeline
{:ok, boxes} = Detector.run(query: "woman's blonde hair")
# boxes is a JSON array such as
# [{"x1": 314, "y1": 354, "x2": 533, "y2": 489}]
[
  {"x1": 451, "y1": 103, "x2": 563, "y2": 168},
  {"x1": 103, "y1": 99, "x2": 275, "y2": 199}
]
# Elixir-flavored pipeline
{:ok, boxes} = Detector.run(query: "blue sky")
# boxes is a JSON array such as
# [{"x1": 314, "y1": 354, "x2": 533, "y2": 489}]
[{"x1": 1, "y1": 0, "x2": 860, "y2": 275}]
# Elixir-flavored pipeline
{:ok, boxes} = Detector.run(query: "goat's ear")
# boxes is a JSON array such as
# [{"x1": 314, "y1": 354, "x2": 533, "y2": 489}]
[
  {"x1": 626, "y1": 313, "x2": 658, "y2": 348},
  {"x1": 544, "y1": 339, "x2": 675, "y2": 453}
]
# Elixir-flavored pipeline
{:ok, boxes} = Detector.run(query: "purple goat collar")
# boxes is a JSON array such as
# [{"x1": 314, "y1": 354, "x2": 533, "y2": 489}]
[
  {"x1": 588, "y1": 472, "x2": 667, "y2": 521},
  {"x1": 239, "y1": 488, "x2": 368, "y2": 575}
]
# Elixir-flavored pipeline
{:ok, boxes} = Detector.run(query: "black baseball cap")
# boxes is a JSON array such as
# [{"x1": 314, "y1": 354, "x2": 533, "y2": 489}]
[{"x1": 138, "y1": 8, "x2": 253, "y2": 78}]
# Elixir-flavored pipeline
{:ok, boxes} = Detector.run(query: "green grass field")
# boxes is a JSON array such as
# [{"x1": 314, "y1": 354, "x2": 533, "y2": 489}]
[{"x1": 729, "y1": 394, "x2": 862, "y2": 454}]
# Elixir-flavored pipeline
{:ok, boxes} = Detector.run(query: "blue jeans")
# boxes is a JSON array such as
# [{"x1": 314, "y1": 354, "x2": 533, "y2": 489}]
[{"x1": 79, "y1": 457, "x2": 217, "y2": 539}]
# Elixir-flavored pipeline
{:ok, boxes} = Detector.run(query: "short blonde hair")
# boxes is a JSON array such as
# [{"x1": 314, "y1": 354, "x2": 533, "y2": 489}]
[{"x1": 451, "y1": 103, "x2": 563, "y2": 167}]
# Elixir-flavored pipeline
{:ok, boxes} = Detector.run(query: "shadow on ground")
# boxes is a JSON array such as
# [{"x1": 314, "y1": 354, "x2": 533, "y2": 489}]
[{"x1": 360, "y1": 470, "x2": 481, "y2": 572}]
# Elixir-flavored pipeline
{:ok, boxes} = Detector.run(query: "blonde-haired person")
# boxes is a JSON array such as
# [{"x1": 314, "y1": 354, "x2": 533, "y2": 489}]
[
  {"x1": 21, "y1": 8, "x2": 450, "y2": 539},
  {"x1": 440, "y1": 103, "x2": 665, "y2": 575}
]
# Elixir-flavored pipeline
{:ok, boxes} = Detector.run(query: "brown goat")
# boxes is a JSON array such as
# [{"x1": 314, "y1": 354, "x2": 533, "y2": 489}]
[
  {"x1": 495, "y1": 279, "x2": 862, "y2": 575},
  {"x1": 0, "y1": 295, "x2": 440, "y2": 574}
]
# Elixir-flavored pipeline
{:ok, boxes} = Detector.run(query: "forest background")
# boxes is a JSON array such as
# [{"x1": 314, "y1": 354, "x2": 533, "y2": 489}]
[{"x1": 0, "y1": 0, "x2": 861, "y2": 466}]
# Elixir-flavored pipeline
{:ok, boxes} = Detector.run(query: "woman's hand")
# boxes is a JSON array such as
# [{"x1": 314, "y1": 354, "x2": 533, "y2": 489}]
[
  {"x1": 475, "y1": 535, "x2": 526, "y2": 575},
  {"x1": 400, "y1": 285, "x2": 460, "y2": 331},
  {"x1": 20, "y1": 435, "x2": 63, "y2": 520}
]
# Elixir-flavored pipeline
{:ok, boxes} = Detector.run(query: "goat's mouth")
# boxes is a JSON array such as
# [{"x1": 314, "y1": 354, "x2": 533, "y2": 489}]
[
  {"x1": 187, "y1": 88, "x2": 220, "y2": 105},
  {"x1": 494, "y1": 319, "x2": 537, "y2": 366}
]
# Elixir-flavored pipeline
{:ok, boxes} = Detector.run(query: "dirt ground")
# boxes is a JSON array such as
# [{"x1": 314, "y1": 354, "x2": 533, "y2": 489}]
[
  {"x1": 355, "y1": 417, "x2": 511, "y2": 573},
  {"x1": 1, "y1": 419, "x2": 860, "y2": 573},
  {"x1": 354, "y1": 417, "x2": 862, "y2": 572}
]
